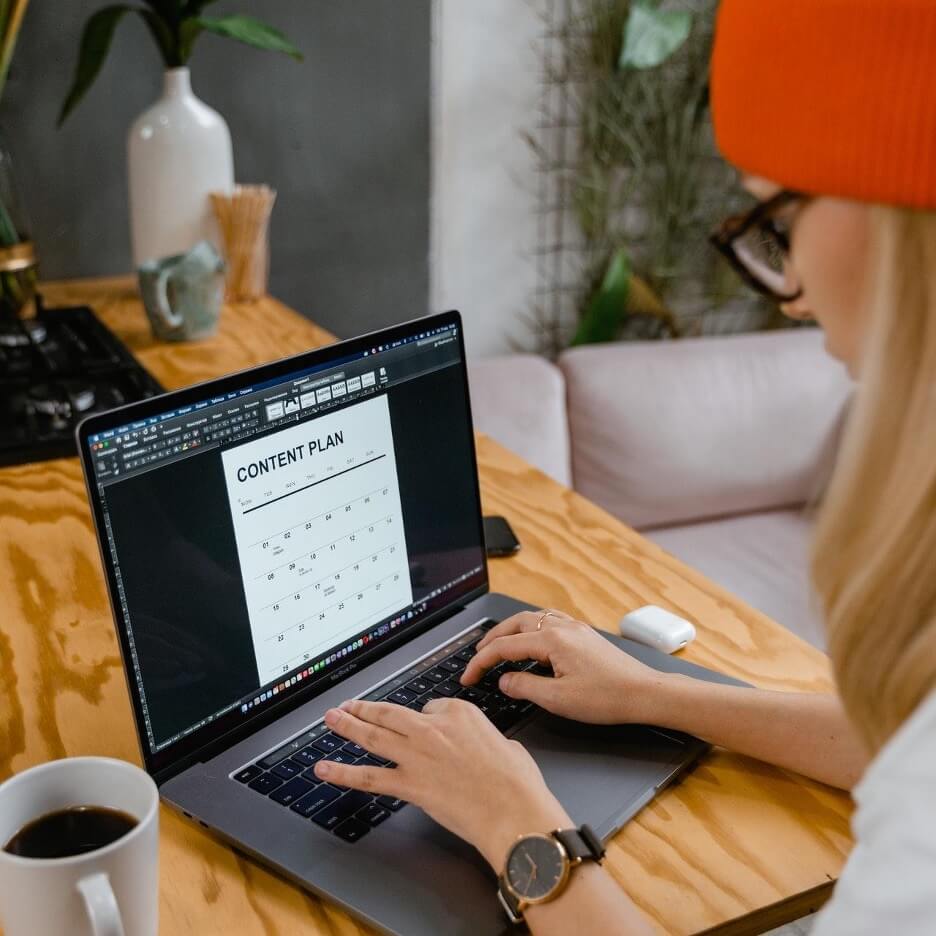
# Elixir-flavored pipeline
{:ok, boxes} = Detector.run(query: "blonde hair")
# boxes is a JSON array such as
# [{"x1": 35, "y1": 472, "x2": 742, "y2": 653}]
[{"x1": 812, "y1": 206, "x2": 936, "y2": 754}]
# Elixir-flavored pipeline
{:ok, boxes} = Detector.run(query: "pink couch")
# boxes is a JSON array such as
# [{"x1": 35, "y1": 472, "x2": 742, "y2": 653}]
[{"x1": 468, "y1": 330, "x2": 852, "y2": 649}]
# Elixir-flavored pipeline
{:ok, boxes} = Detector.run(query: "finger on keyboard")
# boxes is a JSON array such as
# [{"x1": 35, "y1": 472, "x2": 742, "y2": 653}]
[
  {"x1": 338, "y1": 699, "x2": 426, "y2": 735},
  {"x1": 461, "y1": 632, "x2": 551, "y2": 685},
  {"x1": 475, "y1": 611, "x2": 537, "y2": 651},
  {"x1": 314, "y1": 760, "x2": 402, "y2": 801},
  {"x1": 322, "y1": 707, "x2": 405, "y2": 763}
]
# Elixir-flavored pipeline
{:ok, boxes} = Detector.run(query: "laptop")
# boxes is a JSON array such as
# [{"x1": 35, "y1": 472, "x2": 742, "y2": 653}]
[{"x1": 77, "y1": 310, "x2": 744, "y2": 935}]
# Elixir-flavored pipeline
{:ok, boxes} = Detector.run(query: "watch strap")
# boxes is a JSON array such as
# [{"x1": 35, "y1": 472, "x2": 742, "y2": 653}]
[
  {"x1": 497, "y1": 879, "x2": 524, "y2": 925},
  {"x1": 553, "y1": 824, "x2": 605, "y2": 863}
]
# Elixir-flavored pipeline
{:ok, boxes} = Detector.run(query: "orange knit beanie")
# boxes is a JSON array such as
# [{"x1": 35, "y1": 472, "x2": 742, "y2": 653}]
[{"x1": 711, "y1": 0, "x2": 936, "y2": 209}]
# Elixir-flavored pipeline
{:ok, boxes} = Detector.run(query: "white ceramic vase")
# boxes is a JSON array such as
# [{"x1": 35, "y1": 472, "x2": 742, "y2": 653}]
[{"x1": 127, "y1": 67, "x2": 233, "y2": 267}]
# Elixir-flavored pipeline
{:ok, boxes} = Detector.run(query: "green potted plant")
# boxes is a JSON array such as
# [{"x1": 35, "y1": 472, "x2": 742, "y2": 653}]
[
  {"x1": 59, "y1": 1, "x2": 302, "y2": 267},
  {"x1": 0, "y1": 0, "x2": 36, "y2": 317},
  {"x1": 533, "y1": 0, "x2": 779, "y2": 353}
]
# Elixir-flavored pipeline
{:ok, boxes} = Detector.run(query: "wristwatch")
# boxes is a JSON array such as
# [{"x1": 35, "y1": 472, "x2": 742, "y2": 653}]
[{"x1": 497, "y1": 824, "x2": 605, "y2": 924}]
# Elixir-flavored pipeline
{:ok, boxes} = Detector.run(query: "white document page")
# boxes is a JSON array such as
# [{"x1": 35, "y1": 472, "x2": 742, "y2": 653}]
[{"x1": 221, "y1": 395, "x2": 413, "y2": 684}]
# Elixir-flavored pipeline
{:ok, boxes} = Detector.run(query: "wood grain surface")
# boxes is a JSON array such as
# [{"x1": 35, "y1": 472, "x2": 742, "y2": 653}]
[{"x1": 0, "y1": 278, "x2": 853, "y2": 935}]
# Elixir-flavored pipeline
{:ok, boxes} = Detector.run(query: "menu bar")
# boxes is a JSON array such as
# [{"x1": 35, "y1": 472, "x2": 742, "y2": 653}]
[{"x1": 89, "y1": 324, "x2": 459, "y2": 484}]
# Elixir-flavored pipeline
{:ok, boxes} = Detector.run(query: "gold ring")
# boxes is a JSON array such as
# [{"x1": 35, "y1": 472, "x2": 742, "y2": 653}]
[{"x1": 535, "y1": 610, "x2": 558, "y2": 631}]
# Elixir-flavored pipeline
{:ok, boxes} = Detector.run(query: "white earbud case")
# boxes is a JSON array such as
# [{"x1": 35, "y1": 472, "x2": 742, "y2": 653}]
[{"x1": 618, "y1": 605, "x2": 697, "y2": 654}]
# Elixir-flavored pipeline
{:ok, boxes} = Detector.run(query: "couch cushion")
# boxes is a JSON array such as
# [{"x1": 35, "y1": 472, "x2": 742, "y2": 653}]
[
  {"x1": 647, "y1": 508, "x2": 826, "y2": 649},
  {"x1": 467, "y1": 353, "x2": 572, "y2": 486},
  {"x1": 559, "y1": 330, "x2": 851, "y2": 529}
]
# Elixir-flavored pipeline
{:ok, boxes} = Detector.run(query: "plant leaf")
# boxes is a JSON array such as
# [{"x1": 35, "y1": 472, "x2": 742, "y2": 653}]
[
  {"x1": 0, "y1": 193, "x2": 20, "y2": 246},
  {"x1": 182, "y1": 0, "x2": 220, "y2": 15},
  {"x1": 0, "y1": 0, "x2": 32, "y2": 102},
  {"x1": 139, "y1": 8, "x2": 178, "y2": 66},
  {"x1": 140, "y1": 0, "x2": 181, "y2": 16},
  {"x1": 620, "y1": 0, "x2": 692, "y2": 70},
  {"x1": 177, "y1": 17, "x2": 202, "y2": 64},
  {"x1": 571, "y1": 248, "x2": 632, "y2": 346},
  {"x1": 195, "y1": 14, "x2": 302, "y2": 61},
  {"x1": 58, "y1": 5, "x2": 135, "y2": 127}
]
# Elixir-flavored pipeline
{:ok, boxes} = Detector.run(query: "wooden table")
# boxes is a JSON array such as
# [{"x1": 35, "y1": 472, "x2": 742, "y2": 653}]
[{"x1": 0, "y1": 277, "x2": 853, "y2": 935}]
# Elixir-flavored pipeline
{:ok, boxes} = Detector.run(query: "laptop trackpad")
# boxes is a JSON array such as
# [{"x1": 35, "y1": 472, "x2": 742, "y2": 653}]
[{"x1": 513, "y1": 713, "x2": 695, "y2": 837}]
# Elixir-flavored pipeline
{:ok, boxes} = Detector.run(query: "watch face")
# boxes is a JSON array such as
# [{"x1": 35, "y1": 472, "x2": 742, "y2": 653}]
[{"x1": 505, "y1": 835, "x2": 566, "y2": 902}]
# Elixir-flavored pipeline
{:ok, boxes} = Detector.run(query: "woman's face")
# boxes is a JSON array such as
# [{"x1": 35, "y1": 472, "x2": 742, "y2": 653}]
[{"x1": 743, "y1": 176, "x2": 872, "y2": 376}]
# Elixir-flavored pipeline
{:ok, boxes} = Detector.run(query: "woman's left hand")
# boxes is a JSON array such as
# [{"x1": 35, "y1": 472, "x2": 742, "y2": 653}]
[{"x1": 312, "y1": 698, "x2": 571, "y2": 871}]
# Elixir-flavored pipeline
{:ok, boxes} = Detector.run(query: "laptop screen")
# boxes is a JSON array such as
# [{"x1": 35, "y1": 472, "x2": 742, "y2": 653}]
[{"x1": 79, "y1": 312, "x2": 487, "y2": 775}]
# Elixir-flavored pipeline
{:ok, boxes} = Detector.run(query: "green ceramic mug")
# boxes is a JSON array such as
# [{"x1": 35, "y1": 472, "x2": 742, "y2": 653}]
[{"x1": 138, "y1": 241, "x2": 225, "y2": 342}]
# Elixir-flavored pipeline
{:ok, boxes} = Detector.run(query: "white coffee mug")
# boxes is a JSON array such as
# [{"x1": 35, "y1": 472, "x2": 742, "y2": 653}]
[{"x1": 0, "y1": 757, "x2": 159, "y2": 936}]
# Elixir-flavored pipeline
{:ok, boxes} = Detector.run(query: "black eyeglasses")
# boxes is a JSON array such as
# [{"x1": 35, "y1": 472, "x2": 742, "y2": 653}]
[{"x1": 709, "y1": 190, "x2": 805, "y2": 302}]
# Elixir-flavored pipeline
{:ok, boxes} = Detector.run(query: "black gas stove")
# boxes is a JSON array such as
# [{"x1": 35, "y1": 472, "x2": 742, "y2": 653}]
[{"x1": 0, "y1": 300, "x2": 164, "y2": 467}]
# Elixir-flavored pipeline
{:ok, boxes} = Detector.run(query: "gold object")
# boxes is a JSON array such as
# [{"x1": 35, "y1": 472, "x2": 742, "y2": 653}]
[
  {"x1": 0, "y1": 240, "x2": 36, "y2": 272},
  {"x1": 210, "y1": 185, "x2": 276, "y2": 302},
  {"x1": 535, "y1": 610, "x2": 560, "y2": 631},
  {"x1": 500, "y1": 831, "x2": 576, "y2": 915}
]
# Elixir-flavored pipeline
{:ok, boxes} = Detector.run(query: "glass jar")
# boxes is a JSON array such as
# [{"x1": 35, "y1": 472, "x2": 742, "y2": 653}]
[{"x1": 0, "y1": 129, "x2": 38, "y2": 318}]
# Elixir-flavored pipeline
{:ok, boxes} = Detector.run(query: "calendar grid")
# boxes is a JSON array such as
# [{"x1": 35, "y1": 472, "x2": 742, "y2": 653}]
[
  {"x1": 259, "y1": 537, "x2": 398, "y2": 612},
  {"x1": 221, "y1": 395, "x2": 414, "y2": 684},
  {"x1": 246, "y1": 485, "x2": 387, "y2": 549},
  {"x1": 252, "y1": 514, "x2": 393, "y2": 581}
]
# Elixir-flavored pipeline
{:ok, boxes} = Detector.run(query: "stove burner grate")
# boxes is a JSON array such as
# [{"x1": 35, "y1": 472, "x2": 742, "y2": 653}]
[{"x1": 0, "y1": 300, "x2": 164, "y2": 467}]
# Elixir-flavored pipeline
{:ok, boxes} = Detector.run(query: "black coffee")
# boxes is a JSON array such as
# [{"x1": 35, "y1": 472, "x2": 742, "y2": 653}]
[{"x1": 3, "y1": 806, "x2": 137, "y2": 859}]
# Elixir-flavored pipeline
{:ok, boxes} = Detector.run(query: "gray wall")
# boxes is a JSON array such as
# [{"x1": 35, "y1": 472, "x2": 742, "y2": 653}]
[{"x1": 1, "y1": 0, "x2": 431, "y2": 338}]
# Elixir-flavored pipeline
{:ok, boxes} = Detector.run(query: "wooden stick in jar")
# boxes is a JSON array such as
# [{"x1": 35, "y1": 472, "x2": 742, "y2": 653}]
[{"x1": 211, "y1": 184, "x2": 276, "y2": 302}]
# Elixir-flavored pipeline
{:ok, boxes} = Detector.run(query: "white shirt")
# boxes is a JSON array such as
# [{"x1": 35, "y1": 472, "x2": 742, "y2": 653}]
[{"x1": 811, "y1": 689, "x2": 936, "y2": 934}]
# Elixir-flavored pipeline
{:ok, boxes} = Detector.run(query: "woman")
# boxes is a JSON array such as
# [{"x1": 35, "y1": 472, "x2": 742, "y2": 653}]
[{"x1": 313, "y1": 1, "x2": 936, "y2": 931}]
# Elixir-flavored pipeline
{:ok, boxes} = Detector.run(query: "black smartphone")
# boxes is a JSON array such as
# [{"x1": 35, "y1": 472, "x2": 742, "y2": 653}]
[{"x1": 483, "y1": 515, "x2": 521, "y2": 557}]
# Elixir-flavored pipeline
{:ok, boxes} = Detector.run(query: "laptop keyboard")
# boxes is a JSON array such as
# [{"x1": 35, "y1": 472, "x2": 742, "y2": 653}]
[{"x1": 233, "y1": 619, "x2": 546, "y2": 844}]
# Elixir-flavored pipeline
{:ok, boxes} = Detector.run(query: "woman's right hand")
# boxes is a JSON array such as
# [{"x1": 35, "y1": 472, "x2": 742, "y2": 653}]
[{"x1": 460, "y1": 610, "x2": 668, "y2": 725}]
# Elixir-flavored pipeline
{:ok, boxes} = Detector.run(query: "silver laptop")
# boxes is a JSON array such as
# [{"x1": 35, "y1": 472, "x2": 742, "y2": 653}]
[{"x1": 77, "y1": 311, "x2": 743, "y2": 935}]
